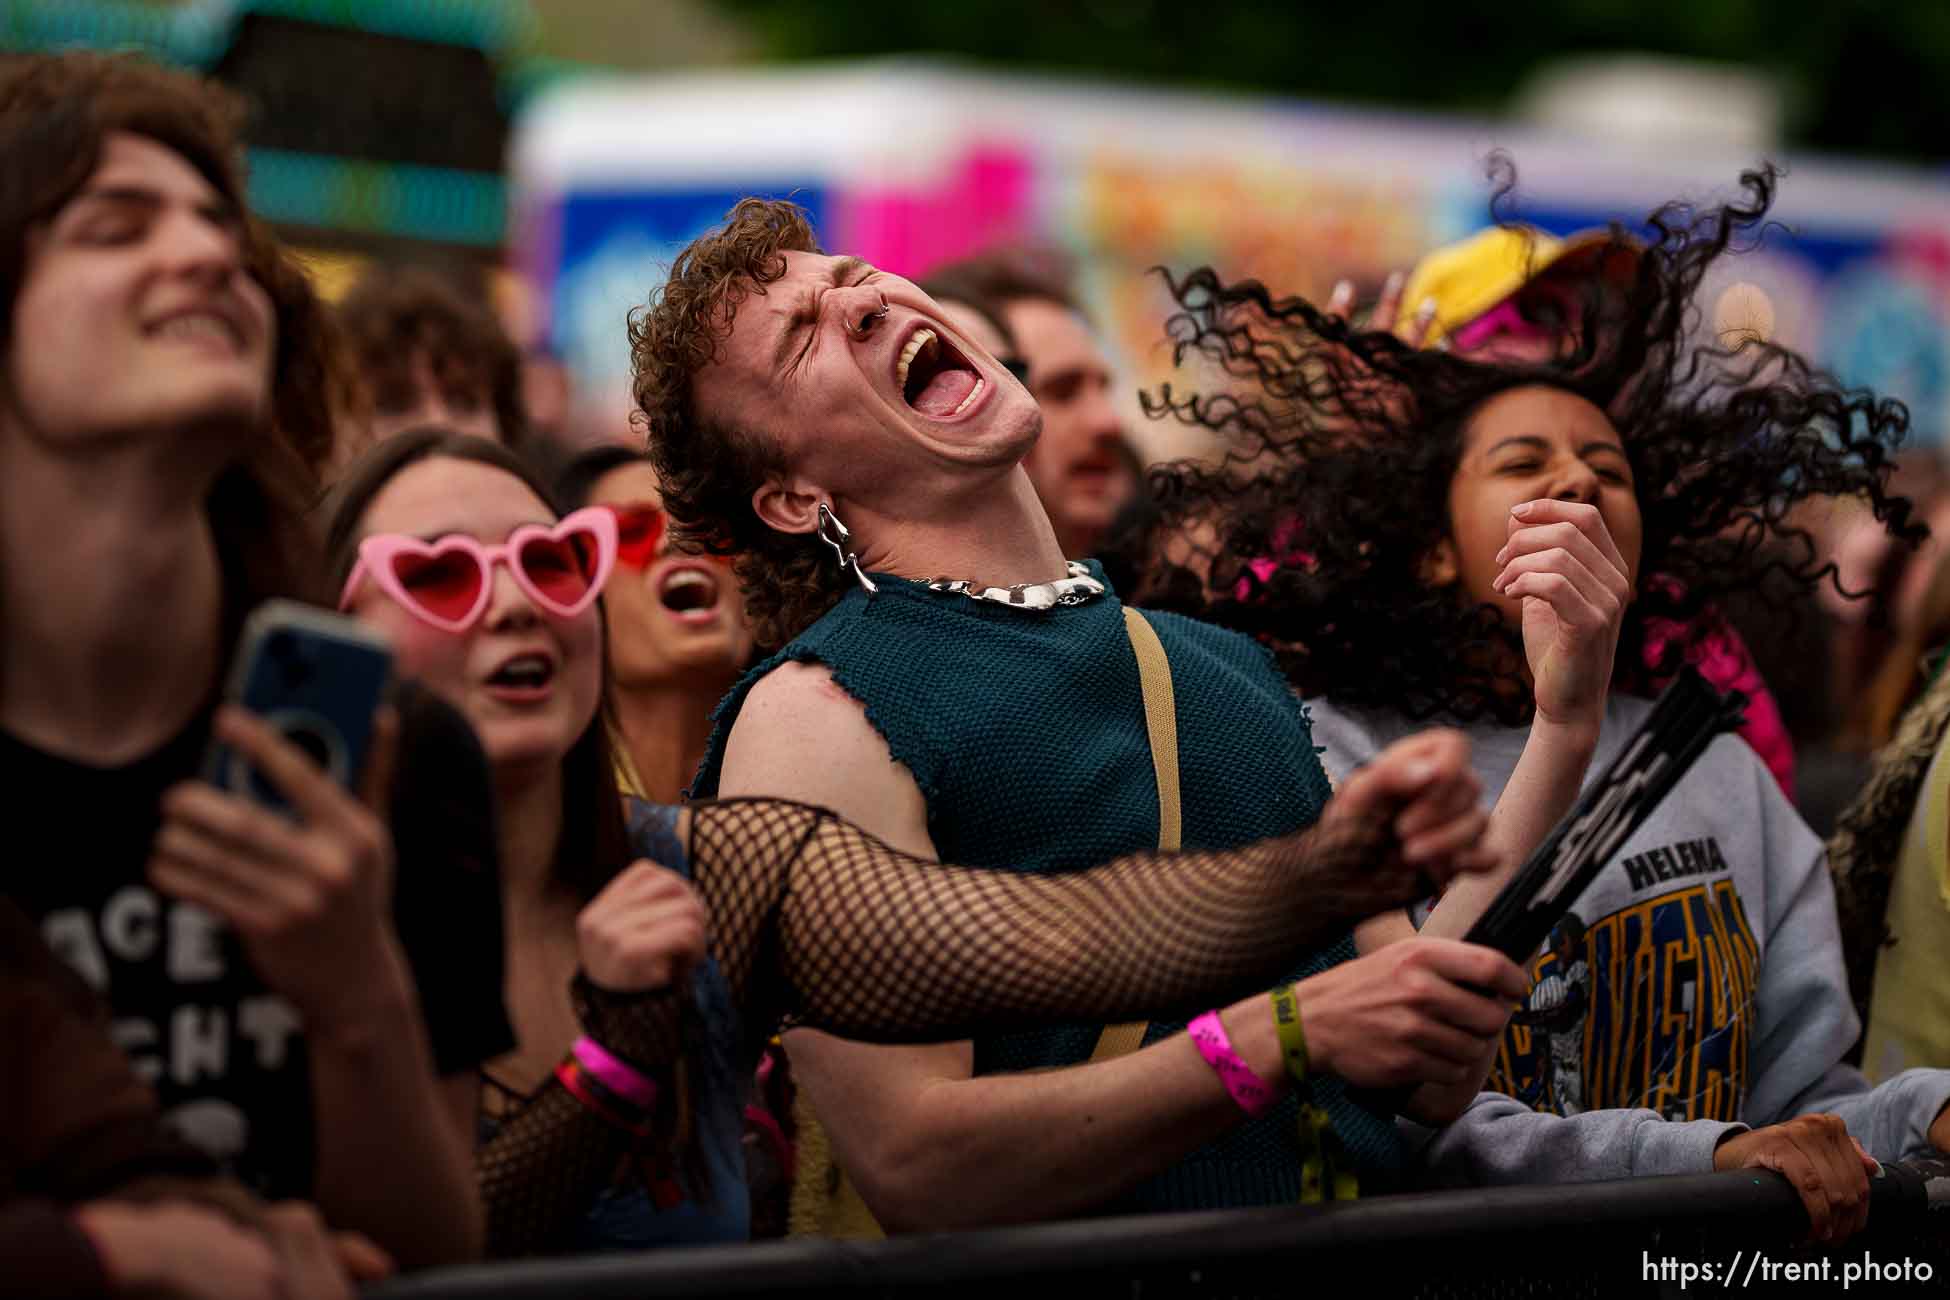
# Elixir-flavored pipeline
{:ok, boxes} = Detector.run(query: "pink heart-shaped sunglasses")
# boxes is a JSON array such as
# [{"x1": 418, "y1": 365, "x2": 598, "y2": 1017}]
[{"x1": 338, "y1": 507, "x2": 618, "y2": 633}]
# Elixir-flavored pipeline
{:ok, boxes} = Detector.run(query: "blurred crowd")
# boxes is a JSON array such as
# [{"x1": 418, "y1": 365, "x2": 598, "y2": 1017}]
[{"x1": 8, "y1": 50, "x2": 1950, "y2": 1298}]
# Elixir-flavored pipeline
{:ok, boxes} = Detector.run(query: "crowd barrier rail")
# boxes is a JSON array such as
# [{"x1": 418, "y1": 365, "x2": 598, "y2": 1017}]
[{"x1": 371, "y1": 1159, "x2": 1950, "y2": 1299}]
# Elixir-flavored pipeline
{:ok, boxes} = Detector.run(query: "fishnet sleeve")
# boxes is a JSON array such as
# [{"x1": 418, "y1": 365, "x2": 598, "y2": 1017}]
[
  {"x1": 474, "y1": 979, "x2": 692, "y2": 1257},
  {"x1": 686, "y1": 795, "x2": 1423, "y2": 1051},
  {"x1": 474, "y1": 794, "x2": 1417, "y2": 1254}
]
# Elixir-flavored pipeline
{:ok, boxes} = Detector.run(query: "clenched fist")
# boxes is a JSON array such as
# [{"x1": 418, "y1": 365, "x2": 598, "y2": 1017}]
[
  {"x1": 1308, "y1": 728, "x2": 1494, "y2": 915},
  {"x1": 576, "y1": 860, "x2": 709, "y2": 993}
]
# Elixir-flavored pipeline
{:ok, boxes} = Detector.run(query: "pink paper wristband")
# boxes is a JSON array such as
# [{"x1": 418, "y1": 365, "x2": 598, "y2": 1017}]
[
  {"x1": 1187, "y1": 1009, "x2": 1279, "y2": 1119},
  {"x1": 571, "y1": 1035, "x2": 659, "y2": 1110}
]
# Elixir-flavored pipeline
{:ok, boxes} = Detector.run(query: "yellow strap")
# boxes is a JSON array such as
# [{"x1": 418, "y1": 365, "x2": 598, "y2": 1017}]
[
  {"x1": 1122, "y1": 606, "x2": 1182, "y2": 852},
  {"x1": 794, "y1": 610, "x2": 1184, "y2": 1229},
  {"x1": 1091, "y1": 608, "x2": 1183, "y2": 1064},
  {"x1": 1089, "y1": 1019, "x2": 1151, "y2": 1063},
  {"x1": 609, "y1": 719, "x2": 649, "y2": 801},
  {"x1": 786, "y1": 1087, "x2": 884, "y2": 1239}
]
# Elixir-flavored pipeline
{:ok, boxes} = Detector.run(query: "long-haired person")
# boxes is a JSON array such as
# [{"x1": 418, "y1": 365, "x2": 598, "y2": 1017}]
[
  {"x1": 1126, "y1": 167, "x2": 1946, "y2": 1243},
  {"x1": 1373, "y1": 219, "x2": 1798, "y2": 799},
  {"x1": 0, "y1": 53, "x2": 509, "y2": 1271},
  {"x1": 324, "y1": 431, "x2": 740, "y2": 1252},
  {"x1": 324, "y1": 427, "x2": 1526, "y2": 1254}
]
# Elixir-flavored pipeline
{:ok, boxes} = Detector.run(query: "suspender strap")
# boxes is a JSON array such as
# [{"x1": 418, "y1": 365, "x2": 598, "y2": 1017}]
[
  {"x1": 1122, "y1": 606, "x2": 1181, "y2": 850},
  {"x1": 1091, "y1": 607, "x2": 1182, "y2": 1063}
]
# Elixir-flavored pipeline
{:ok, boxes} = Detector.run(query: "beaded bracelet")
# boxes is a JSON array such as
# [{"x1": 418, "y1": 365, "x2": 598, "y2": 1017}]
[{"x1": 1186, "y1": 1009, "x2": 1279, "y2": 1119}]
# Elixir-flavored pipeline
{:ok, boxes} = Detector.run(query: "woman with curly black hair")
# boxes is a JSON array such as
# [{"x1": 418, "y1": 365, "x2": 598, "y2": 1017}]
[{"x1": 1127, "y1": 166, "x2": 1950, "y2": 1242}]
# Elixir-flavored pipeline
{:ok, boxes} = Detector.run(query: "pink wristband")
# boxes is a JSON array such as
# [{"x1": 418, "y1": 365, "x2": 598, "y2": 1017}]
[
  {"x1": 571, "y1": 1034, "x2": 659, "y2": 1110},
  {"x1": 1187, "y1": 1009, "x2": 1279, "y2": 1119}
]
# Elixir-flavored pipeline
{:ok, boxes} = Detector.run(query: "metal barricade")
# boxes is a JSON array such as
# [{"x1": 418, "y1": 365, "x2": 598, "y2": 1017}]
[{"x1": 370, "y1": 1159, "x2": 1949, "y2": 1298}]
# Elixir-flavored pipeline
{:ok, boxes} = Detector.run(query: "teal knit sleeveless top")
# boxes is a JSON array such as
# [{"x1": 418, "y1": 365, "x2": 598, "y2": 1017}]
[{"x1": 694, "y1": 563, "x2": 1404, "y2": 1208}]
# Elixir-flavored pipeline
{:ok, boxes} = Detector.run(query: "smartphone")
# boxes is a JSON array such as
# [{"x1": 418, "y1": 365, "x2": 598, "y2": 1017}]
[{"x1": 203, "y1": 600, "x2": 394, "y2": 810}]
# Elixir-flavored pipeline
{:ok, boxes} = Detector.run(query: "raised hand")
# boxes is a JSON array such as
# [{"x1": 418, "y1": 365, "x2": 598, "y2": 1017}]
[
  {"x1": 1491, "y1": 499, "x2": 1631, "y2": 732},
  {"x1": 575, "y1": 859, "x2": 709, "y2": 994},
  {"x1": 1324, "y1": 271, "x2": 1436, "y2": 346},
  {"x1": 146, "y1": 705, "x2": 405, "y2": 1033},
  {"x1": 1311, "y1": 728, "x2": 1494, "y2": 912}
]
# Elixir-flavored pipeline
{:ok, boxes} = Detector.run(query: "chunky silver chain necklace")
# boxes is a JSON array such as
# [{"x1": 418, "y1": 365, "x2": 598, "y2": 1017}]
[
  {"x1": 817, "y1": 502, "x2": 1105, "y2": 611},
  {"x1": 920, "y1": 561, "x2": 1106, "y2": 611}
]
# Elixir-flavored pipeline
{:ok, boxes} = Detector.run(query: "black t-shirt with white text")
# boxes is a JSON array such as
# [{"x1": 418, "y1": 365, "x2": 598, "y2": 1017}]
[{"x1": 1, "y1": 681, "x2": 513, "y2": 1199}]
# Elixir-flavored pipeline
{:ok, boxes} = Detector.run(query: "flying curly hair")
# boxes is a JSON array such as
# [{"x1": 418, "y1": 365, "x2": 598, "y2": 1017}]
[
  {"x1": 628, "y1": 198, "x2": 850, "y2": 649},
  {"x1": 1121, "y1": 165, "x2": 1923, "y2": 726}
]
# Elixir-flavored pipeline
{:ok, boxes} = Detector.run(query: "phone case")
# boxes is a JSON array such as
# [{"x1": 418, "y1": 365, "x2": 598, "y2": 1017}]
[{"x1": 203, "y1": 599, "x2": 395, "y2": 810}]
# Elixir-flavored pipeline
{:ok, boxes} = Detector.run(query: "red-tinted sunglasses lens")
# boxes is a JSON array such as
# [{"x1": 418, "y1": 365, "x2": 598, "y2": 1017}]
[
  {"x1": 611, "y1": 505, "x2": 666, "y2": 568},
  {"x1": 518, "y1": 532, "x2": 600, "y2": 607},
  {"x1": 391, "y1": 549, "x2": 485, "y2": 624}
]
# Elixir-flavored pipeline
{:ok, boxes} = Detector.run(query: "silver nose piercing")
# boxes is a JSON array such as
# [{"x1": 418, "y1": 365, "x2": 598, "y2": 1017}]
[{"x1": 851, "y1": 293, "x2": 890, "y2": 338}]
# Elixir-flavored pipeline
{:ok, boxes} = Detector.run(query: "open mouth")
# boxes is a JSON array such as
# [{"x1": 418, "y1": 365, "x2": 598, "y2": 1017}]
[
  {"x1": 486, "y1": 653, "x2": 556, "y2": 690},
  {"x1": 150, "y1": 311, "x2": 245, "y2": 352},
  {"x1": 896, "y1": 327, "x2": 985, "y2": 420},
  {"x1": 659, "y1": 567, "x2": 720, "y2": 615}
]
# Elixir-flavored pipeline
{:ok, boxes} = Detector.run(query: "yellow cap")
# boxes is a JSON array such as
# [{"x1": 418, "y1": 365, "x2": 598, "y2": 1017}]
[{"x1": 1396, "y1": 225, "x2": 1637, "y2": 346}]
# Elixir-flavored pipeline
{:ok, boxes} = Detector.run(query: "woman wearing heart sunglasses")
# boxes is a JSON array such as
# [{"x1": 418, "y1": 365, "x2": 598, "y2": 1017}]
[
  {"x1": 327, "y1": 429, "x2": 739, "y2": 1254},
  {"x1": 323, "y1": 428, "x2": 1515, "y2": 1256}
]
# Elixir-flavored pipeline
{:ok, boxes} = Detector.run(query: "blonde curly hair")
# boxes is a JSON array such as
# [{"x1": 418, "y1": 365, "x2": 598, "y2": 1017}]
[{"x1": 628, "y1": 198, "x2": 851, "y2": 649}]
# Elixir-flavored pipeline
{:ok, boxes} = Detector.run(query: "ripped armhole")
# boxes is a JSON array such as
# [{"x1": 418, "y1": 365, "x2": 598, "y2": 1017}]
[{"x1": 718, "y1": 642, "x2": 944, "y2": 815}]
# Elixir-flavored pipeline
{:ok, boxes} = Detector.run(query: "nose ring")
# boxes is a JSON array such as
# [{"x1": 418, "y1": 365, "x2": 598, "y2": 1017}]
[{"x1": 850, "y1": 293, "x2": 889, "y2": 338}]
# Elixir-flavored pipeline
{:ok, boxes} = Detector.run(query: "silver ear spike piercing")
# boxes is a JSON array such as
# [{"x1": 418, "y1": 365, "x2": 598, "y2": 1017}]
[{"x1": 816, "y1": 502, "x2": 878, "y2": 597}]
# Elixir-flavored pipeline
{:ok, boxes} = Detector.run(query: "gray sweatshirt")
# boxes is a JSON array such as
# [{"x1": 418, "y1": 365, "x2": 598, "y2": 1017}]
[{"x1": 1306, "y1": 694, "x2": 1950, "y2": 1185}]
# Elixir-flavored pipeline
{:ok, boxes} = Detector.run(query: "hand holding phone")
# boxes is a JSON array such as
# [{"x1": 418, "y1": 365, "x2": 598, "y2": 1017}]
[
  {"x1": 204, "y1": 600, "x2": 393, "y2": 809},
  {"x1": 148, "y1": 602, "x2": 412, "y2": 1032}
]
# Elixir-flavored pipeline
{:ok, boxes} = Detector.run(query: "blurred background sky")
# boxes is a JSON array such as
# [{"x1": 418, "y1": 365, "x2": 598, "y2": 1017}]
[{"x1": 9, "y1": 0, "x2": 1950, "y2": 455}]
